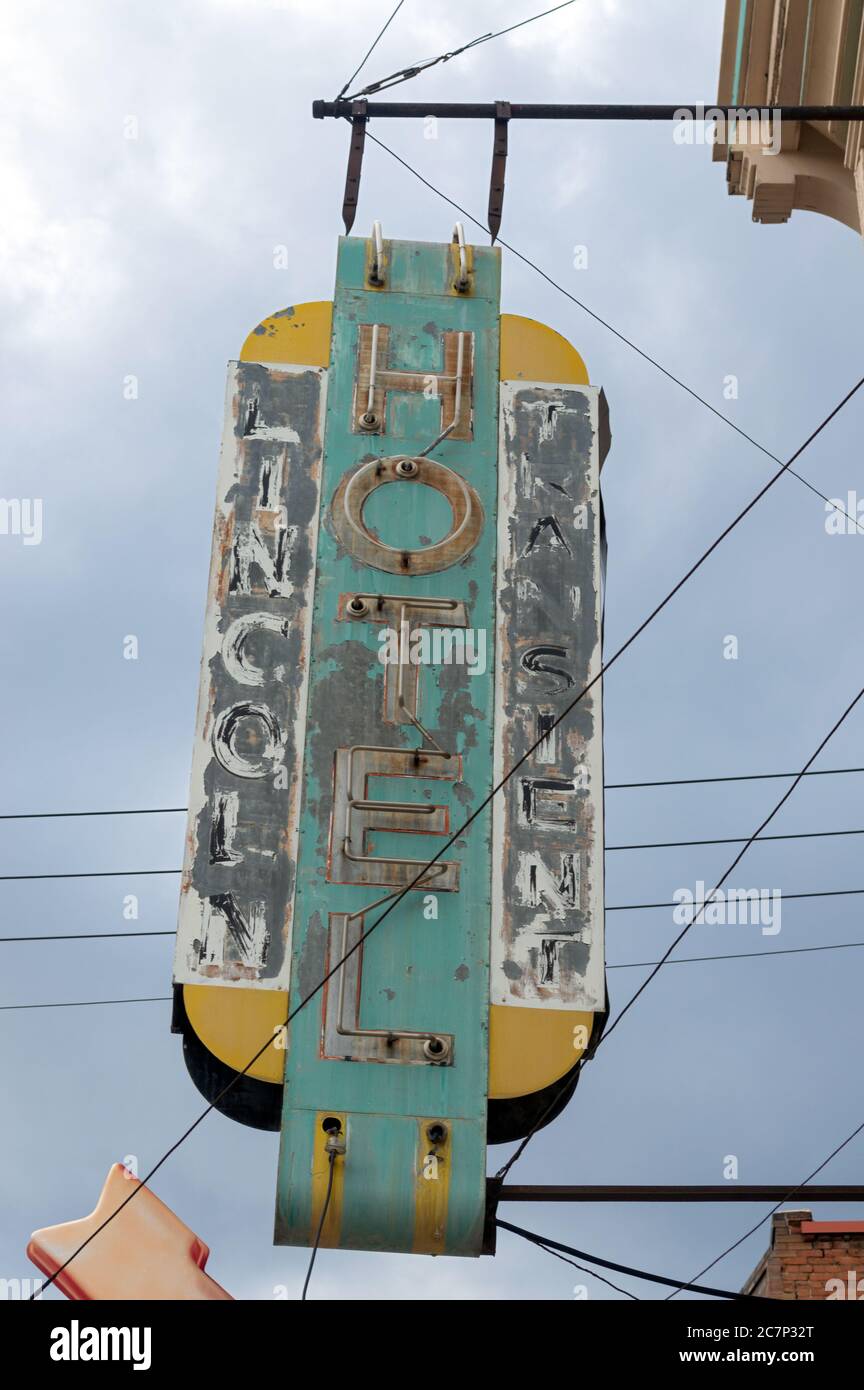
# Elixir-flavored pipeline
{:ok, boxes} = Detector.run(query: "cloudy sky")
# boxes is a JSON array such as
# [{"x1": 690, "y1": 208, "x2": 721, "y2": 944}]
[{"x1": 2, "y1": 0, "x2": 864, "y2": 1301}]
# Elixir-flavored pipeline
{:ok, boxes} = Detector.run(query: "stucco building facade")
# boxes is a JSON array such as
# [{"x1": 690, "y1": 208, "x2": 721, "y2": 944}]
[{"x1": 715, "y1": 0, "x2": 864, "y2": 235}]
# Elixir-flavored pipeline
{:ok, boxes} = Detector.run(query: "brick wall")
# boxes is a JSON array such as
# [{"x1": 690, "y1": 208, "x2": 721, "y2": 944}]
[{"x1": 743, "y1": 1210, "x2": 864, "y2": 1300}]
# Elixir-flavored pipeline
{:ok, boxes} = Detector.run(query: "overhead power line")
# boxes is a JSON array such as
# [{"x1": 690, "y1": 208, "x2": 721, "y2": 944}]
[
  {"x1": 5, "y1": 937, "x2": 862, "y2": 1004},
  {"x1": 3, "y1": 766, "x2": 862, "y2": 822},
  {"x1": 0, "y1": 868, "x2": 179, "y2": 883},
  {"x1": 607, "y1": 886, "x2": 864, "y2": 912},
  {"x1": 496, "y1": 1220, "x2": 754, "y2": 1300},
  {"x1": 530, "y1": 1238, "x2": 640, "y2": 1300},
  {"x1": 607, "y1": 764, "x2": 864, "y2": 790},
  {"x1": 343, "y1": 1, "x2": 579, "y2": 100},
  {"x1": 3, "y1": 885, "x2": 862, "y2": 939},
  {"x1": 608, "y1": 939, "x2": 864, "y2": 970},
  {"x1": 0, "y1": 995, "x2": 171, "y2": 1012},
  {"x1": 5, "y1": 810, "x2": 862, "y2": 848},
  {"x1": 0, "y1": 806, "x2": 186, "y2": 821},
  {"x1": 0, "y1": 930, "x2": 172, "y2": 944},
  {"x1": 7, "y1": 827, "x2": 864, "y2": 887},
  {"x1": 336, "y1": 0, "x2": 407, "y2": 100},
  {"x1": 359, "y1": 127, "x2": 864, "y2": 534},
  {"x1": 606, "y1": 826, "x2": 864, "y2": 851}
]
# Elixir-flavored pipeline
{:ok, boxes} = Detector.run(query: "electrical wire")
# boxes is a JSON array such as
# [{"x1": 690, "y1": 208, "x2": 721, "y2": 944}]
[
  {"x1": 7, "y1": 826, "x2": 864, "y2": 886},
  {"x1": 607, "y1": 826, "x2": 864, "y2": 851},
  {"x1": 608, "y1": 939, "x2": 864, "y2": 970},
  {"x1": 3, "y1": 766, "x2": 862, "y2": 821},
  {"x1": 359, "y1": 127, "x2": 864, "y2": 534},
  {"x1": 301, "y1": 1149, "x2": 337, "y2": 1300},
  {"x1": 519, "y1": 1235, "x2": 641, "y2": 1300},
  {"x1": 3, "y1": 880, "x2": 863, "y2": 940},
  {"x1": 344, "y1": 1, "x2": 579, "y2": 100},
  {"x1": 664, "y1": 1116, "x2": 864, "y2": 1299},
  {"x1": 0, "y1": 930, "x2": 172, "y2": 944},
  {"x1": 607, "y1": 886, "x2": 864, "y2": 912},
  {"x1": 0, "y1": 995, "x2": 172, "y2": 1012},
  {"x1": 5, "y1": 938, "x2": 862, "y2": 1014},
  {"x1": 5, "y1": 921, "x2": 864, "y2": 969},
  {"x1": 496, "y1": 1220, "x2": 755, "y2": 1300},
  {"x1": 607, "y1": 764, "x2": 864, "y2": 790},
  {"x1": 0, "y1": 806, "x2": 186, "y2": 821},
  {"x1": 336, "y1": 0, "x2": 407, "y2": 99},
  {"x1": 0, "y1": 868, "x2": 178, "y2": 882}
]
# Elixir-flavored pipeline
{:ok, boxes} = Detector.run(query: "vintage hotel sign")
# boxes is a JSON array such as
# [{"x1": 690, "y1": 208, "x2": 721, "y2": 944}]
[{"x1": 173, "y1": 231, "x2": 609, "y2": 1257}]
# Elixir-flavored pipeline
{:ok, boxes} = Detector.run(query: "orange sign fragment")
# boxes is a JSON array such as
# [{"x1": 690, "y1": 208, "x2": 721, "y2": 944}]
[{"x1": 27, "y1": 1164, "x2": 233, "y2": 1301}]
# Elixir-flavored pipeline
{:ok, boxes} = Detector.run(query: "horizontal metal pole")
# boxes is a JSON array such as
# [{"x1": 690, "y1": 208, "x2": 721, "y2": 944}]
[
  {"x1": 314, "y1": 101, "x2": 864, "y2": 122},
  {"x1": 496, "y1": 1185, "x2": 864, "y2": 1202}
]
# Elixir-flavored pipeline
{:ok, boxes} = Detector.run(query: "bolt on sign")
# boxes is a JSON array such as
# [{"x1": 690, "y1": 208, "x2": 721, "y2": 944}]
[{"x1": 172, "y1": 230, "x2": 610, "y2": 1257}]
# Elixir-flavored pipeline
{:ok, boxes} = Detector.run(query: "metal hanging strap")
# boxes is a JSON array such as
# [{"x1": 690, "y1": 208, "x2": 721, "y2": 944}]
[
  {"x1": 488, "y1": 101, "x2": 511, "y2": 243},
  {"x1": 342, "y1": 99, "x2": 368, "y2": 233}
]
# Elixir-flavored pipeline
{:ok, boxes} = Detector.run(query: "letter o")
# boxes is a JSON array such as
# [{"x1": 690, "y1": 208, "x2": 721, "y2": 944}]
[
  {"x1": 331, "y1": 455, "x2": 483, "y2": 575},
  {"x1": 212, "y1": 701, "x2": 283, "y2": 778}
]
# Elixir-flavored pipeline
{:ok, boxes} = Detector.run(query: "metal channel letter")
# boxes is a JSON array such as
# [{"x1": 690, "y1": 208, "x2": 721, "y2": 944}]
[
  {"x1": 329, "y1": 746, "x2": 461, "y2": 891},
  {"x1": 322, "y1": 890, "x2": 453, "y2": 1066}
]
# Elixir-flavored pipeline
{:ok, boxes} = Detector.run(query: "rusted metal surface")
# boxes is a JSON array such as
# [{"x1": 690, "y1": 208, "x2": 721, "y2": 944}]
[
  {"x1": 338, "y1": 592, "x2": 469, "y2": 733},
  {"x1": 488, "y1": 100, "x2": 511, "y2": 244},
  {"x1": 275, "y1": 234, "x2": 500, "y2": 1256},
  {"x1": 341, "y1": 100, "x2": 367, "y2": 234},
  {"x1": 329, "y1": 745, "x2": 462, "y2": 891},
  {"x1": 330, "y1": 453, "x2": 484, "y2": 574},
  {"x1": 491, "y1": 383, "x2": 605, "y2": 1013},
  {"x1": 174, "y1": 361, "x2": 325, "y2": 988},
  {"x1": 352, "y1": 323, "x2": 473, "y2": 437},
  {"x1": 322, "y1": 906, "x2": 454, "y2": 1065}
]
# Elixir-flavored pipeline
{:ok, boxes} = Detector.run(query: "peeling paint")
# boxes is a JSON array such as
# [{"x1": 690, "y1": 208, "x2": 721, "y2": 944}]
[
  {"x1": 491, "y1": 383, "x2": 605, "y2": 1011},
  {"x1": 174, "y1": 362, "x2": 325, "y2": 989}
]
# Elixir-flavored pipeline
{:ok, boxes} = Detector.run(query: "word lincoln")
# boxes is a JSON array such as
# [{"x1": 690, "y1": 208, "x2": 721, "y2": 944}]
[
  {"x1": 377, "y1": 621, "x2": 487, "y2": 676},
  {"x1": 672, "y1": 881, "x2": 782, "y2": 936}
]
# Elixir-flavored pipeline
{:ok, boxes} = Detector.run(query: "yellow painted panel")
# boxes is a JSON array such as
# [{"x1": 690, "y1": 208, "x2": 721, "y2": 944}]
[
  {"x1": 489, "y1": 1004, "x2": 592, "y2": 1099},
  {"x1": 311, "y1": 1112, "x2": 345, "y2": 1250},
  {"x1": 413, "y1": 1121, "x2": 451, "y2": 1255},
  {"x1": 239, "y1": 300, "x2": 332, "y2": 367},
  {"x1": 499, "y1": 312, "x2": 589, "y2": 384},
  {"x1": 183, "y1": 984, "x2": 286, "y2": 1085}
]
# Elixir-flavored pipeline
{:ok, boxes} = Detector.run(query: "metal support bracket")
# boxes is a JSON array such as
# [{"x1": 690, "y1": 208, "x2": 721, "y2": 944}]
[
  {"x1": 342, "y1": 99, "x2": 368, "y2": 233},
  {"x1": 488, "y1": 100, "x2": 510, "y2": 244}
]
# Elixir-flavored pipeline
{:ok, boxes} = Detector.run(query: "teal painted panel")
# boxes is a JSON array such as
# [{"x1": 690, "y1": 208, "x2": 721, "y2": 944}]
[
  {"x1": 275, "y1": 237, "x2": 500, "y2": 1256},
  {"x1": 732, "y1": 0, "x2": 749, "y2": 105}
]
